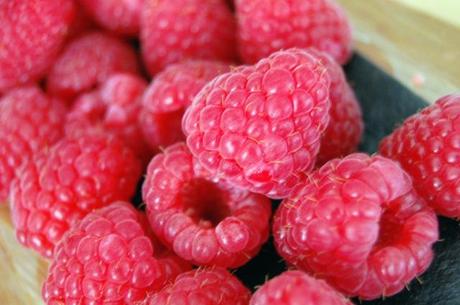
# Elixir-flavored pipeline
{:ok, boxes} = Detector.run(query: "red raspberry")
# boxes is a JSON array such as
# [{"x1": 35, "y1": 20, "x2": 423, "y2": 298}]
[
  {"x1": 67, "y1": 3, "x2": 96, "y2": 40},
  {"x1": 10, "y1": 133, "x2": 142, "y2": 258},
  {"x1": 380, "y1": 94, "x2": 460, "y2": 219},
  {"x1": 47, "y1": 31, "x2": 140, "y2": 102},
  {"x1": 42, "y1": 201, "x2": 191, "y2": 305},
  {"x1": 140, "y1": 60, "x2": 230, "y2": 151},
  {"x1": 250, "y1": 271, "x2": 352, "y2": 305},
  {"x1": 67, "y1": 73, "x2": 151, "y2": 163},
  {"x1": 314, "y1": 50, "x2": 363, "y2": 165},
  {"x1": 0, "y1": 0, "x2": 75, "y2": 93},
  {"x1": 142, "y1": 143, "x2": 271, "y2": 268},
  {"x1": 235, "y1": 0, "x2": 352, "y2": 65},
  {"x1": 183, "y1": 48, "x2": 331, "y2": 198},
  {"x1": 79, "y1": 0, "x2": 143, "y2": 36},
  {"x1": 273, "y1": 153, "x2": 438, "y2": 300},
  {"x1": 0, "y1": 86, "x2": 67, "y2": 203},
  {"x1": 145, "y1": 267, "x2": 251, "y2": 305},
  {"x1": 140, "y1": 0, "x2": 237, "y2": 75}
]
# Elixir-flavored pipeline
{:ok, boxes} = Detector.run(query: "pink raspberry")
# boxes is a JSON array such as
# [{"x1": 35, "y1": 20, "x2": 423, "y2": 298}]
[
  {"x1": 0, "y1": 0, "x2": 75, "y2": 93},
  {"x1": 10, "y1": 133, "x2": 141, "y2": 258},
  {"x1": 183, "y1": 48, "x2": 331, "y2": 198},
  {"x1": 0, "y1": 86, "x2": 67, "y2": 203},
  {"x1": 142, "y1": 143, "x2": 271, "y2": 268},
  {"x1": 250, "y1": 271, "x2": 352, "y2": 305},
  {"x1": 140, "y1": 60, "x2": 230, "y2": 151},
  {"x1": 141, "y1": 0, "x2": 237, "y2": 75},
  {"x1": 66, "y1": 73, "x2": 151, "y2": 163},
  {"x1": 145, "y1": 267, "x2": 251, "y2": 305},
  {"x1": 273, "y1": 153, "x2": 438, "y2": 300},
  {"x1": 236, "y1": 0, "x2": 352, "y2": 65},
  {"x1": 42, "y1": 201, "x2": 191, "y2": 305},
  {"x1": 47, "y1": 31, "x2": 140, "y2": 102},
  {"x1": 314, "y1": 50, "x2": 363, "y2": 165},
  {"x1": 79, "y1": 0, "x2": 144, "y2": 36},
  {"x1": 380, "y1": 94, "x2": 460, "y2": 219}
]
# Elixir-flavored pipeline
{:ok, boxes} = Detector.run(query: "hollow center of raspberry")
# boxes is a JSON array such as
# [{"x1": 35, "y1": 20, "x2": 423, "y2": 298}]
[
  {"x1": 374, "y1": 209, "x2": 404, "y2": 249},
  {"x1": 180, "y1": 178, "x2": 231, "y2": 228}
]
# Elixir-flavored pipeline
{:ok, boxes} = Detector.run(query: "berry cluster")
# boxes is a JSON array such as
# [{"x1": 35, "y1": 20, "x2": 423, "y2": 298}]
[{"x1": 0, "y1": 0, "x2": 452, "y2": 305}]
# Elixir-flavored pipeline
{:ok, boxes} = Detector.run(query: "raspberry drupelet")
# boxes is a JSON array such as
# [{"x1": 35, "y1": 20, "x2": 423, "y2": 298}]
[
  {"x1": 235, "y1": 0, "x2": 352, "y2": 65},
  {"x1": 47, "y1": 31, "x2": 140, "y2": 102},
  {"x1": 273, "y1": 153, "x2": 438, "y2": 300},
  {"x1": 0, "y1": 0, "x2": 75, "y2": 93},
  {"x1": 145, "y1": 267, "x2": 251, "y2": 305},
  {"x1": 141, "y1": 0, "x2": 237, "y2": 75},
  {"x1": 140, "y1": 60, "x2": 230, "y2": 151},
  {"x1": 0, "y1": 86, "x2": 67, "y2": 203},
  {"x1": 313, "y1": 50, "x2": 363, "y2": 165},
  {"x1": 66, "y1": 73, "x2": 151, "y2": 163},
  {"x1": 183, "y1": 48, "x2": 331, "y2": 199},
  {"x1": 250, "y1": 271, "x2": 353, "y2": 305},
  {"x1": 10, "y1": 133, "x2": 142, "y2": 258},
  {"x1": 142, "y1": 143, "x2": 271, "y2": 268},
  {"x1": 42, "y1": 202, "x2": 191, "y2": 305},
  {"x1": 380, "y1": 94, "x2": 460, "y2": 219}
]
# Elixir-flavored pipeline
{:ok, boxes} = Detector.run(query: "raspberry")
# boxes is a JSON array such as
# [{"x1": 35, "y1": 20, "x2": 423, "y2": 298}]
[
  {"x1": 67, "y1": 3, "x2": 96, "y2": 40},
  {"x1": 145, "y1": 267, "x2": 251, "y2": 305},
  {"x1": 142, "y1": 143, "x2": 271, "y2": 268},
  {"x1": 0, "y1": 86, "x2": 67, "y2": 203},
  {"x1": 79, "y1": 0, "x2": 143, "y2": 36},
  {"x1": 141, "y1": 0, "x2": 237, "y2": 75},
  {"x1": 183, "y1": 48, "x2": 331, "y2": 198},
  {"x1": 380, "y1": 94, "x2": 460, "y2": 219},
  {"x1": 42, "y1": 201, "x2": 191, "y2": 305},
  {"x1": 47, "y1": 31, "x2": 140, "y2": 102},
  {"x1": 0, "y1": 0, "x2": 75, "y2": 93},
  {"x1": 314, "y1": 50, "x2": 363, "y2": 164},
  {"x1": 140, "y1": 60, "x2": 230, "y2": 151},
  {"x1": 250, "y1": 271, "x2": 352, "y2": 305},
  {"x1": 235, "y1": 0, "x2": 352, "y2": 65},
  {"x1": 67, "y1": 73, "x2": 151, "y2": 163},
  {"x1": 10, "y1": 133, "x2": 141, "y2": 258},
  {"x1": 273, "y1": 153, "x2": 438, "y2": 299}
]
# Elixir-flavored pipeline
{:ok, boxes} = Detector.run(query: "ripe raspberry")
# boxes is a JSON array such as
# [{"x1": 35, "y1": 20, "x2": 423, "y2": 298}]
[
  {"x1": 10, "y1": 133, "x2": 141, "y2": 258},
  {"x1": 47, "y1": 31, "x2": 140, "y2": 102},
  {"x1": 250, "y1": 271, "x2": 352, "y2": 305},
  {"x1": 67, "y1": 3, "x2": 96, "y2": 40},
  {"x1": 183, "y1": 48, "x2": 331, "y2": 198},
  {"x1": 314, "y1": 50, "x2": 363, "y2": 164},
  {"x1": 67, "y1": 73, "x2": 151, "y2": 163},
  {"x1": 236, "y1": 0, "x2": 352, "y2": 65},
  {"x1": 42, "y1": 202, "x2": 191, "y2": 305},
  {"x1": 145, "y1": 267, "x2": 251, "y2": 305},
  {"x1": 273, "y1": 153, "x2": 438, "y2": 300},
  {"x1": 140, "y1": 60, "x2": 230, "y2": 151},
  {"x1": 141, "y1": 0, "x2": 237, "y2": 75},
  {"x1": 0, "y1": 86, "x2": 67, "y2": 203},
  {"x1": 0, "y1": 0, "x2": 75, "y2": 93},
  {"x1": 79, "y1": 0, "x2": 143, "y2": 36},
  {"x1": 380, "y1": 94, "x2": 460, "y2": 219},
  {"x1": 142, "y1": 143, "x2": 271, "y2": 268}
]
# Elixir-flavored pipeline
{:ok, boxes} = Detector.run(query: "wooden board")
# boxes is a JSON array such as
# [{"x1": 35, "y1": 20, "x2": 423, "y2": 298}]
[
  {"x1": 1, "y1": 2, "x2": 460, "y2": 305},
  {"x1": 337, "y1": 0, "x2": 460, "y2": 103}
]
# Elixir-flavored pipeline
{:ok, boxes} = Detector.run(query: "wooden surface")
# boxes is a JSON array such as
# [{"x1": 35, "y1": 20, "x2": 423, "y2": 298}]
[
  {"x1": 338, "y1": 0, "x2": 460, "y2": 103},
  {"x1": 1, "y1": 2, "x2": 460, "y2": 305}
]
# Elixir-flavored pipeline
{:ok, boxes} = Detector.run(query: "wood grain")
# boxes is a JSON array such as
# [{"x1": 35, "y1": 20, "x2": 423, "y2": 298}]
[
  {"x1": 338, "y1": 0, "x2": 460, "y2": 103},
  {"x1": 0, "y1": 205, "x2": 47, "y2": 305}
]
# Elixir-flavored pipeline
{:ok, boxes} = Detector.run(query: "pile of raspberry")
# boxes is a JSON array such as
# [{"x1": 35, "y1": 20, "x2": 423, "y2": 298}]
[{"x1": 0, "y1": 0, "x2": 452, "y2": 304}]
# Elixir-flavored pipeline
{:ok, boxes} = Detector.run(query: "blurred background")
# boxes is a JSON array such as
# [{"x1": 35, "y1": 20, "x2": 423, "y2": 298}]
[{"x1": 338, "y1": 0, "x2": 460, "y2": 102}]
